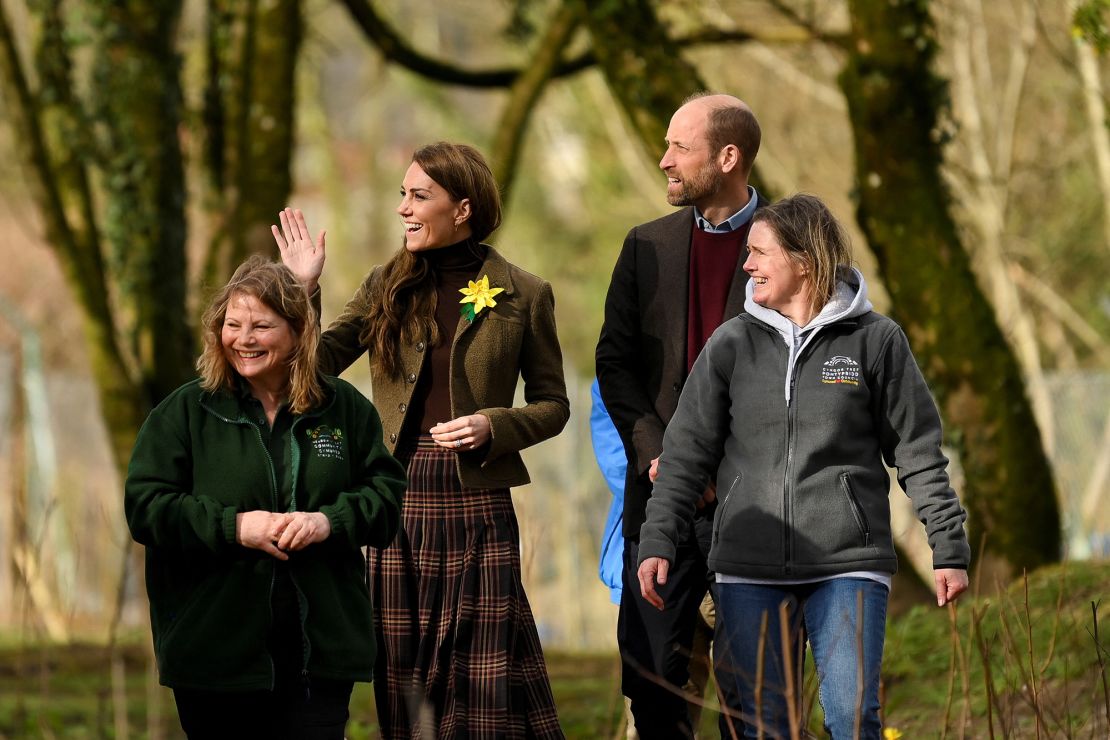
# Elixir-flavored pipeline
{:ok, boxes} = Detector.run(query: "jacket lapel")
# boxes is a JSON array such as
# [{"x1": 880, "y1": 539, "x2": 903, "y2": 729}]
[
  {"x1": 452, "y1": 245, "x2": 515, "y2": 345},
  {"x1": 654, "y1": 208, "x2": 695, "y2": 377}
]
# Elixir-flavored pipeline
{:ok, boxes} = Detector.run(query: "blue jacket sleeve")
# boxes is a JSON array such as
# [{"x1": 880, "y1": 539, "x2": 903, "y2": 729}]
[{"x1": 591, "y1": 379, "x2": 627, "y2": 602}]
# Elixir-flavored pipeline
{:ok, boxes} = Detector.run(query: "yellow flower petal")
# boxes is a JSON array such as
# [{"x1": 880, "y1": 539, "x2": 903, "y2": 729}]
[{"x1": 457, "y1": 274, "x2": 503, "y2": 317}]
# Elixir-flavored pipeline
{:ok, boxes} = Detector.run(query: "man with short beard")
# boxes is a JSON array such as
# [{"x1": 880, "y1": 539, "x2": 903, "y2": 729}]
[{"x1": 596, "y1": 92, "x2": 765, "y2": 739}]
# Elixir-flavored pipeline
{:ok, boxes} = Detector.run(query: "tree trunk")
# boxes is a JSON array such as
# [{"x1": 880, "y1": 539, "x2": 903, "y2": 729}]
[
  {"x1": 576, "y1": 0, "x2": 704, "y2": 163},
  {"x1": 490, "y1": 3, "x2": 581, "y2": 201},
  {"x1": 576, "y1": 0, "x2": 774, "y2": 201},
  {"x1": 203, "y1": 0, "x2": 302, "y2": 286},
  {"x1": 839, "y1": 0, "x2": 1060, "y2": 573},
  {"x1": 0, "y1": 1, "x2": 148, "y2": 471},
  {"x1": 91, "y1": 0, "x2": 193, "y2": 435}
]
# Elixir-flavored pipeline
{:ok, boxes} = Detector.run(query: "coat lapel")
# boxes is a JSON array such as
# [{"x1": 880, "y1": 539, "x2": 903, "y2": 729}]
[
  {"x1": 653, "y1": 208, "x2": 695, "y2": 377},
  {"x1": 452, "y1": 245, "x2": 515, "y2": 345}
]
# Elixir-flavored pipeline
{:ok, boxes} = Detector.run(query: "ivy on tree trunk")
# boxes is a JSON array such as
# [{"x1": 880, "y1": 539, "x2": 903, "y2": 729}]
[{"x1": 91, "y1": 1, "x2": 194, "y2": 426}]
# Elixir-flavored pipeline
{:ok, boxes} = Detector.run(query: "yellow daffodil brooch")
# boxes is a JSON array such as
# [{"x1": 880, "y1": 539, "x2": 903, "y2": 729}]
[{"x1": 458, "y1": 274, "x2": 504, "y2": 322}]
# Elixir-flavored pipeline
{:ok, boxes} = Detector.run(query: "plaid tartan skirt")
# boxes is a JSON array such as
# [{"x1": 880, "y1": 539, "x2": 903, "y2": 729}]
[{"x1": 370, "y1": 436, "x2": 564, "y2": 739}]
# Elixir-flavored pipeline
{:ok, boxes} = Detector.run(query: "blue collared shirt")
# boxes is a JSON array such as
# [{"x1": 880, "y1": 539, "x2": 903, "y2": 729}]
[{"x1": 694, "y1": 185, "x2": 759, "y2": 232}]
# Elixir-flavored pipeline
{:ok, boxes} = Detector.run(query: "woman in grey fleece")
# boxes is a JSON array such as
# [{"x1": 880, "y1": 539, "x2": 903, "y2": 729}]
[{"x1": 636, "y1": 194, "x2": 970, "y2": 739}]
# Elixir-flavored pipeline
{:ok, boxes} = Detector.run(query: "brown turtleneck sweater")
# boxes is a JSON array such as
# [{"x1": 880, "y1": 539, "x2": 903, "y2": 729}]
[{"x1": 400, "y1": 239, "x2": 488, "y2": 440}]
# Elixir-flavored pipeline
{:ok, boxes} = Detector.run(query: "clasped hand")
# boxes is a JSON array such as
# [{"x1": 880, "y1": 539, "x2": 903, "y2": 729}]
[{"x1": 236, "y1": 510, "x2": 332, "y2": 561}]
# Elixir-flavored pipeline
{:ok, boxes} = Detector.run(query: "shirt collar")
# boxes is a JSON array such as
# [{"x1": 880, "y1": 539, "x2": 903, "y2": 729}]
[{"x1": 694, "y1": 186, "x2": 758, "y2": 233}]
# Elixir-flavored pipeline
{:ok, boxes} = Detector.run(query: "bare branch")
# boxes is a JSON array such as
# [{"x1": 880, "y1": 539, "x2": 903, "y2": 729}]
[
  {"x1": 947, "y1": 0, "x2": 1053, "y2": 452},
  {"x1": 338, "y1": 0, "x2": 589, "y2": 86},
  {"x1": 32, "y1": 0, "x2": 104, "y2": 279},
  {"x1": 745, "y1": 42, "x2": 846, "y2": 110},
  {"x1": 338, "y1": 0, "x2": 830, "y2": 88},
  {"x1": 491, "y1": 3, "x2": 581, "y2": 199},
  {"x1": 203, "y1": 0, "x2": 300, "y2": 288},
  {"x1": 0, "y1": 0, "x2": 133, "y2": 401},
  {"x1": 1071, "y1": 0, "x2": 1110, "y2": 260},
  {"x1": 765, "y1": 0, "x2": 850, "y2": 49},
  {"x1": 0, "y1": 1, "x2": 82, "y2": 272},
  {"x1": 1009, "y1": 263, "x2": 1110, "y2": 361}
]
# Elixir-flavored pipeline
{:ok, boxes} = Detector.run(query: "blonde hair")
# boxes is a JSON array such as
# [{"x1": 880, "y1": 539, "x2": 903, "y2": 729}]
[
  {"x1": 752, "y1": 194, "x2": 853, "y2": 315},
  {"x1": 197, "y1": 255, "x2": 325, "y2": 414}
]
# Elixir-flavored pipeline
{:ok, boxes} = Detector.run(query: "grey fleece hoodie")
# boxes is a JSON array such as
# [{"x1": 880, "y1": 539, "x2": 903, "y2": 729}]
[{"x1": 638, "y1": 269, "x2": 970, "y2": 578}]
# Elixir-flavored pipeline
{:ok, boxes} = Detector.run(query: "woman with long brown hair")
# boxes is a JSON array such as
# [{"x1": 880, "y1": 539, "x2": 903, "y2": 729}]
[{"x1": 274, "y1": 142, "x2": 568, "y2": 738}]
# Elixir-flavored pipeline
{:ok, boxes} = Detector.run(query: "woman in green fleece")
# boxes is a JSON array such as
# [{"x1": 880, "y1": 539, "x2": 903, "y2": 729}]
[
  {"x1": 125, "y1": 256, "x2": 406, "y2": 739},
  {"x1": 637, "y1": 194, "x2": 970, "y2": 739}
]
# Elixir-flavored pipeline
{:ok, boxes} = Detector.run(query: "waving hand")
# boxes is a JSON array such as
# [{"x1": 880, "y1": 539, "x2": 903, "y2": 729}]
[{"x1": 272, "y1": 207, "x2": 326, "y2": 294}]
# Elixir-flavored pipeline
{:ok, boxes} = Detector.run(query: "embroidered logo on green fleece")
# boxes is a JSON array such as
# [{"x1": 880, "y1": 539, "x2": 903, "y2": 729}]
[{"x1": 306, "y1": 425, "x2": 345, "y2": 459}]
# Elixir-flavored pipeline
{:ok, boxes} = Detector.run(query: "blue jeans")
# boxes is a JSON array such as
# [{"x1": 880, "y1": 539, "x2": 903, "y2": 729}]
[{"x1": 715, "y1": 578, "x2": 889, "y2": 739}]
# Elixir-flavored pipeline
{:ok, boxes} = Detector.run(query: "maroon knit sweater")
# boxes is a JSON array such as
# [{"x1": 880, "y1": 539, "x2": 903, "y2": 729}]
[{"x1": 686, "y1": 224, "x2": 750, "y2": 372}]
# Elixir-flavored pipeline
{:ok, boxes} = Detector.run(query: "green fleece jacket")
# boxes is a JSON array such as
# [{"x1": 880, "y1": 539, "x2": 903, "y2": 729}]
[{"x1": 125, "y1": 376, "x2": 406, "y2": 691}]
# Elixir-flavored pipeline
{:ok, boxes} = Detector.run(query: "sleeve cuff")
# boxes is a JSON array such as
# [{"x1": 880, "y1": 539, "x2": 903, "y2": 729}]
[
  {"x1": 318, "y1": 505, "x2": 347, "y2": 544},
  {"x1": 222, "y1": 507, "x2": 239, "y2": 545},
  {"x1": 636, "y1": 537, "x2": 676, "y2": 566}
]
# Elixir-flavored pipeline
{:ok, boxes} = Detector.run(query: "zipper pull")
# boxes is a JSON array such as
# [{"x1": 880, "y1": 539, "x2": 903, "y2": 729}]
[{"x1": 302, "y1": 668, "x2": 311, "y2": 702}]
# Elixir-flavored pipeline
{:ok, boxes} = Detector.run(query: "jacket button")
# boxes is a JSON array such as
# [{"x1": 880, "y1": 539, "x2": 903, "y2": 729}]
[
  {"x1": 399, "y1": 402, "x2": 407, "y2": 412},
  {"x1": 415, "y1": 341, "x2": 425, "y2": 352},
  {"x1": 406, "y1": 372, "x2": 417, "y2": 383},
  {"x1": 389, "y1": 433, "x2": 397, "y2": 443},
  {"x1": 672, "y1": 382, "x2": 681, "y2": 392}
]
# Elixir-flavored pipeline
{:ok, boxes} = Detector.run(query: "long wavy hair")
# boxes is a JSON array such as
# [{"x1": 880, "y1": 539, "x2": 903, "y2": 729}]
[
  {"x1": 362, "y1": 142, "x2": 503, "y2": 378},
  {"x1": 196, "y1": 255, "x2": 325, "y2": 413},
  {"x1": 752, "y1": 193, "x2": 854, "y2": 316}
]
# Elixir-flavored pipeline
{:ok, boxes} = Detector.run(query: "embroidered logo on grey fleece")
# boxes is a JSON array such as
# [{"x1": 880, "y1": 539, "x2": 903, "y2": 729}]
[{"x1": 821, "y1": 355, "x2": 860, "y2": 386}]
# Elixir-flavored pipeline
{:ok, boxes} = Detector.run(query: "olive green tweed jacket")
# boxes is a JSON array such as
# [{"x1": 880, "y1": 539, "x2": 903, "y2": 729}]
[{"x1": 318, "y1": 246, "x2": 569, "y2": 488}]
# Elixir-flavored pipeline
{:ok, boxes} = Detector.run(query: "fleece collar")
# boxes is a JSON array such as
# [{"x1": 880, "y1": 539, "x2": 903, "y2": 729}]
[
  {"x1": 743, "y1": 267, "x2": 873, "y2": 403},
  {"x1": 199, "y1": 375, "x2": 337, "y2": 423}
]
